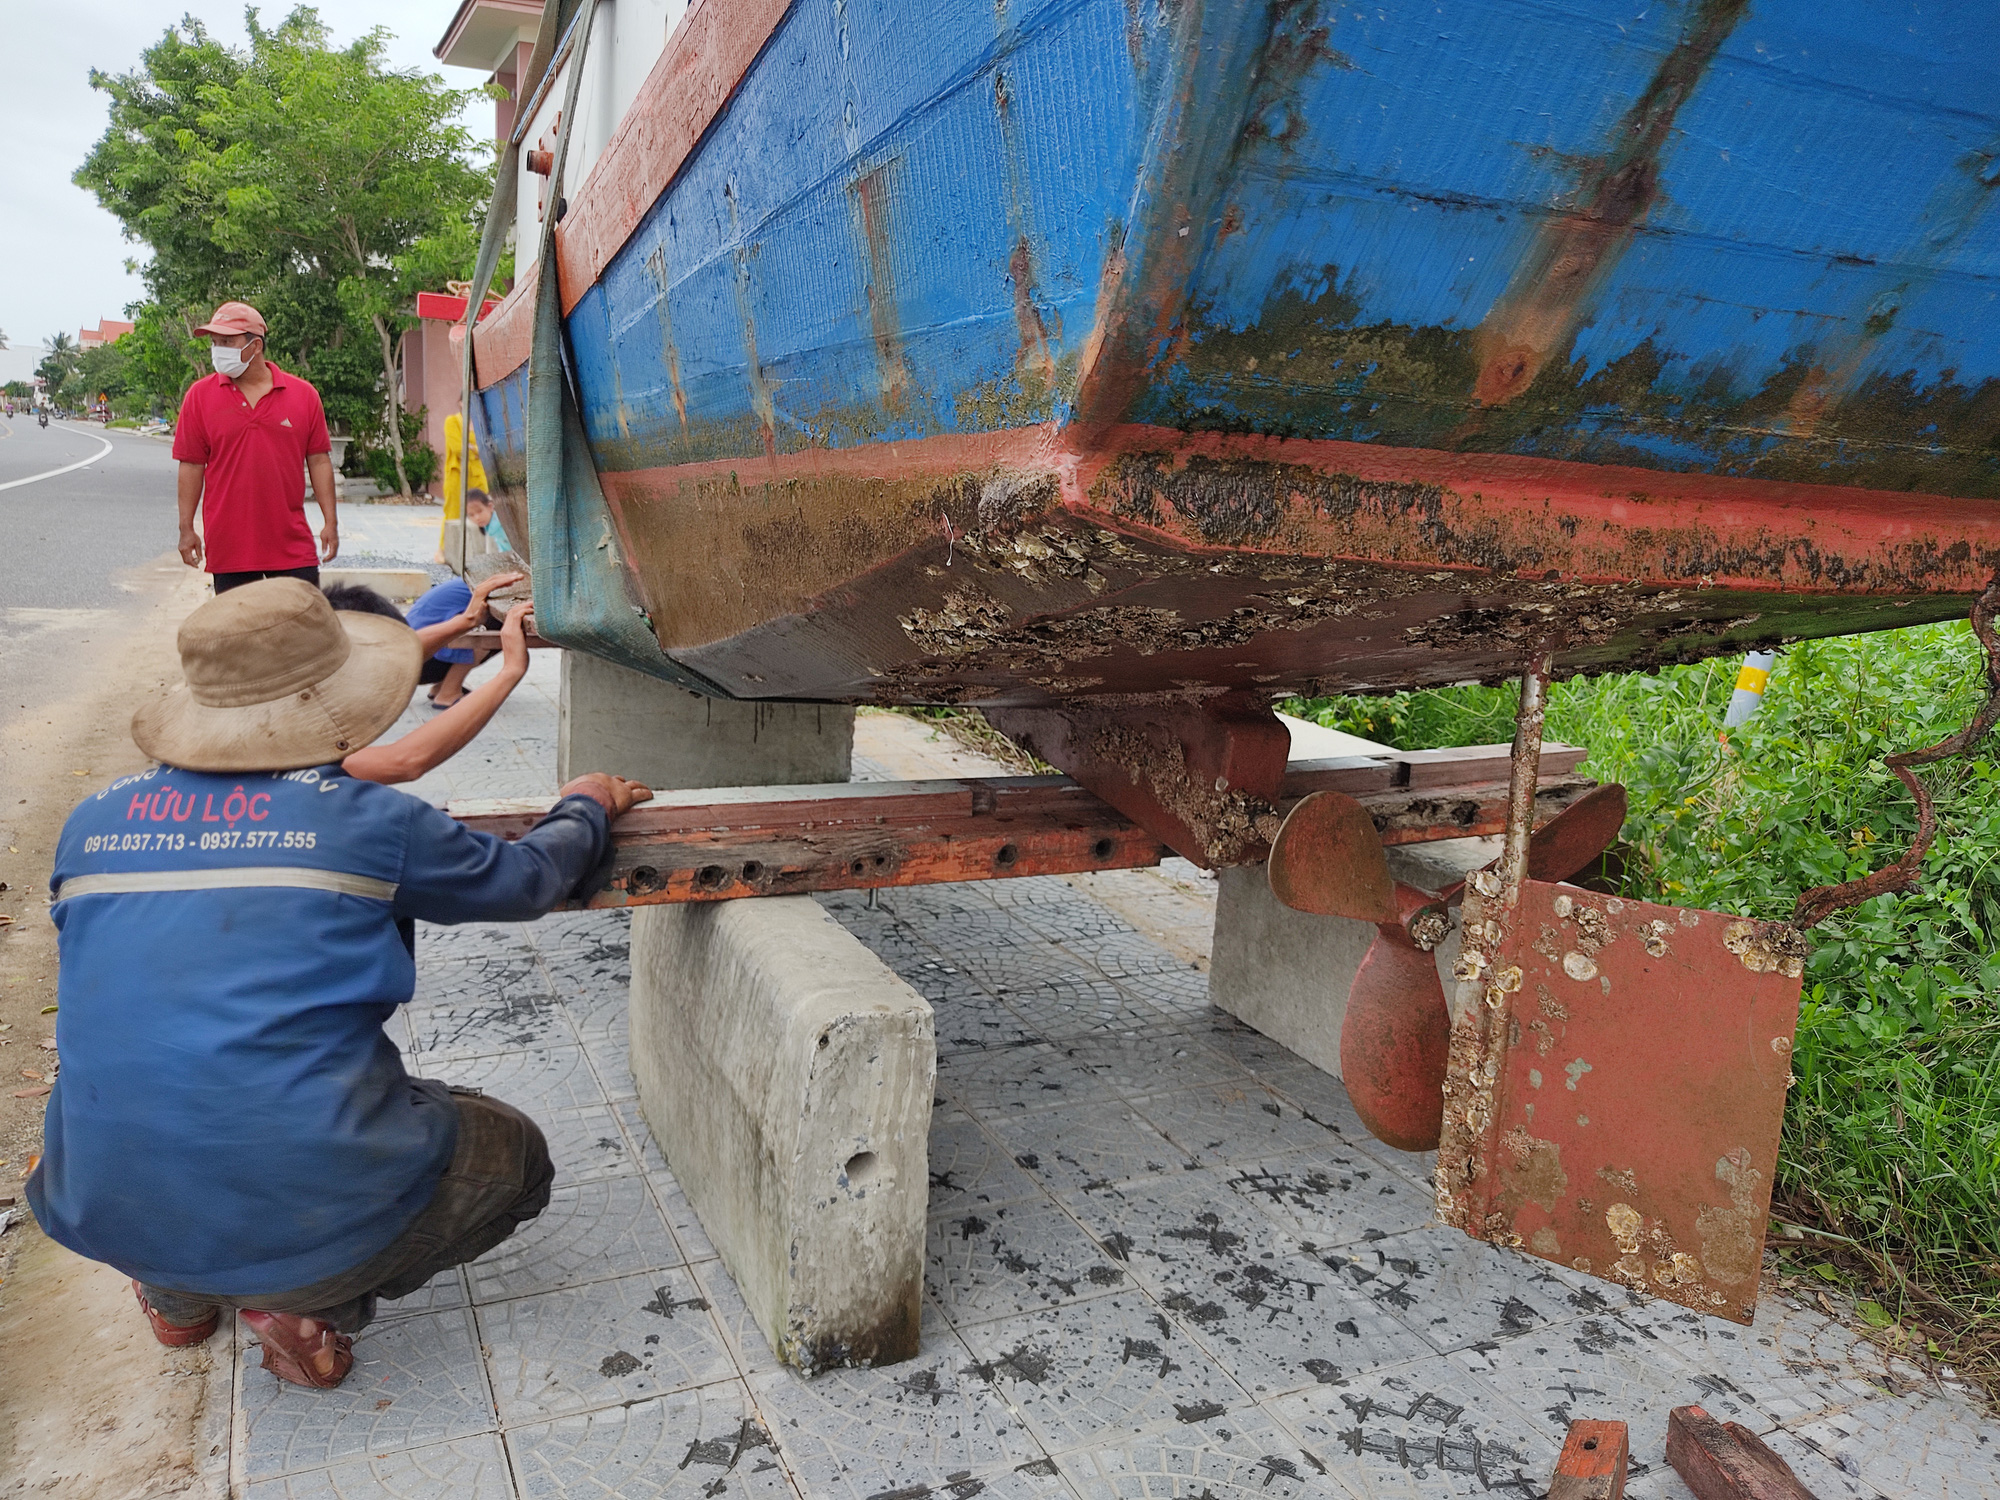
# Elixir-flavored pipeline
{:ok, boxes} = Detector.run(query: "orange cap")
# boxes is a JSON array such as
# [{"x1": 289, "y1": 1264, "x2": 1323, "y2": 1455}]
[{"x1": 192, "y1": 301, "x2": 267, "y2": 337}]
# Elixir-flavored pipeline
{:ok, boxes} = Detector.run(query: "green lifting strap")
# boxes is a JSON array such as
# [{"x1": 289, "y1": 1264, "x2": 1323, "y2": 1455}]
[{"x1": 470, "y1": 0, "x2": 723, "y2": 693}]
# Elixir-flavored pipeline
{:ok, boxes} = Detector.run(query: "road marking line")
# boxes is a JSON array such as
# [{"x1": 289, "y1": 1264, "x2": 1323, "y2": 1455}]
[{"x1": 0, "y1": 424, "x2": 116, "y2": 492}]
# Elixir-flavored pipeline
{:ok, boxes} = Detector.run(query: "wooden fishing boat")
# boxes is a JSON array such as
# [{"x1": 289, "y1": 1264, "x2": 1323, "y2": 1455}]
[
  {"x1": 455, "y1": 0, "x2": 2000, "y2": 1328},
  {"x1": 470, "y1": 0, "x2": 2000, "y2": 720}
]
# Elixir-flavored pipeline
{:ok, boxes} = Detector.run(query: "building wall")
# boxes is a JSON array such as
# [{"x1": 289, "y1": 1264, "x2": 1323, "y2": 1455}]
[{"x1": 514, "y1": 0, "x2": 688, "y2": 262}]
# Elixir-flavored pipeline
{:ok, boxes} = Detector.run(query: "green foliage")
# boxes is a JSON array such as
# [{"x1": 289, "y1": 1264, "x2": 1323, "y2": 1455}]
[
  {"x1": 1289, "y1": 625, "x2": 2000, "y2": 1332},
  {"x1": 73, "y1": 6, "x2": 500, "y2": 466},
  {"x1": 1, "y1": 381, "x2": 30, "y2": 400},
  {"x1": 354, "y1": 405, "x2": 437, "y2": 491}
]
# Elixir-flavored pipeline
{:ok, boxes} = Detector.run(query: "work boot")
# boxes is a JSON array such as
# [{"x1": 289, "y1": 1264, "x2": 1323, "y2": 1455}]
[
  {"x1": 240, "y1": 1308, "x2": 354, "y2": 1388},
  {"x1": 131, "y1": 1280, "x2": 219, "y2": 1346}
]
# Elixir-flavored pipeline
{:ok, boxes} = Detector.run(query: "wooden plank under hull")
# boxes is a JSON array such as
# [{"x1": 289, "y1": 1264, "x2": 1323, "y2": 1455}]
[{"x1": 451, "y1": 746, "x2": 1588, "y2": 909}]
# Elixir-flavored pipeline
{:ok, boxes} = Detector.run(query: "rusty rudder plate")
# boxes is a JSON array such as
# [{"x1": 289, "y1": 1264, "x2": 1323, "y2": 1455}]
[{"x1": 1436, "y1": 879, "x2": 1805, "y2": 1323}]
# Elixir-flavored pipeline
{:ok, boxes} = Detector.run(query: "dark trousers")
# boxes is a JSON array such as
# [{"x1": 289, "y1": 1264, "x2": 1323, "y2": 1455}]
[
  {"x1": 212, "y1": 565, "x2": 321, "y2": 594},
  {"x1": 142, "y1": 1091, "x2": 552, "y2": 1334}
]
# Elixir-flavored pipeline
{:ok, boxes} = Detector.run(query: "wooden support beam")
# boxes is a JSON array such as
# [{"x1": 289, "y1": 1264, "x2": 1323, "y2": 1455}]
[
  {"x1": 1550, "y1": 1418, "x2": 1629, "y2": 1499},
  {"x1": 446, "y1": 627, "x2": 555, "y2": 651},
  {"x1": 450, "y1": 744, "x2": 1593, "y2": 910},
  {"x1": 1667, "y1": 1406, "x2": 1821, "y2": 1499}
]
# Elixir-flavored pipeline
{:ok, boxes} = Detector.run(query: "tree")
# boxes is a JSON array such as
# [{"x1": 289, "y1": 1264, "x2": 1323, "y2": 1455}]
[
  {"x1": 38, "y1": 333, "x2": 82, "y2": 402},
  {"x1": 75, "y1": 9, "x2": 496, "y2": 489}
]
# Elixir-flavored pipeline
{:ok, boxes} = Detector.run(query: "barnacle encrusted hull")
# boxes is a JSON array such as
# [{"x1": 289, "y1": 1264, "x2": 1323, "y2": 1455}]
[{"x1": 470, "y1": 0, "x2": 2000, "y2": 705}]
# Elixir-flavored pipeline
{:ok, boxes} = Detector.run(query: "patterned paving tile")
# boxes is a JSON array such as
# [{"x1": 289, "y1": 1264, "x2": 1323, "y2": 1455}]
[
  {"x1": 1058, "y1": 1168, "x2": 1302, "y2": 1301},
  {"x1": 1790, "y1": 1385, "x2": 2000, "y2": 1500},
  {"x1": 1317, "y1": 1226, "x2": 1579, "y2": 1356},
  {"x1": 375, "y1": 1267, "x2": 469, "y2": 1323},
  {"x1": 508, "y1": 1382, "x2": 798, "y2": 1500},
  {"x1": 538, "y1": 1102, "x2": 637, "y2": 1184},
  {"x1": 691, "y1": 1256, "x2": 781, "y2": 1377},
  {"x1": 928, "y1": 1110, "x2": 1043, "y2": 1215},
  {"x1": 955, "y1": 1292, "x2": 1252, "y2": 1456},
  {"x1": 1452, "y1": 1329, "x2": 1768, "y2": 1493},
  {"x1": 1156, "y1": 1249, "x2": 1416, "y2": 1402},
  {"x1": 612, "y1": 1096, "x2": 672, "y2": 1176},
  {"x1": 1113, "y1": 969, "x2": 1217, "y2": 1019},
  {"x1": 1057, "y1": 1028, "x2": 1250, "y2": 1098},
  {"x1": 481, "y1": 1267, "x2": 738, "y2": 1424},
  {"x1": 1056, "y1": 1404, "x2": 1349, "y2": 1500},
  {"x1": 1256, "y1": 1067, "x2": 1436, "y2": 1189},
  {"x1": 937, "y1": 1041, "x2": 1114, "y2": 1119},
  {"x1": 1266, "y1": 1352, "x2": 1558, "y2": 1499},
  {"x1": 469, "y1": 1175, "x2": 681, "y2": 1304},
  {"x1": 404, "y1": 994, "x2": 579, "y2": 1062},
  {"x1": 653, "y1": 1177, "x2": 718, "y2": 1265},
  {"x1": 748, "y1": 1330, "x2": 1043, "y2": 1500},
  {"x1": 1225, "y1": 1155, "x2": 1434, "y2": 1253},
  {"x1": 1607, "y1": 1288, "x2": 1880, "y2": 1426},
  {"x1": 986, "y1": 1099, "x2": 1193, "y2": 1197},
  {"x1": 572, "y1": 1001, "x2": 637, "y2": 1102},
  {"x1": 1001, "y1": 976, "x2": 1174, "y2": 1043},
  {"x1": 1129, "y1": 1079, "x2": 1347, "y2": 1167},
  {"x1": 421, "y1": 1045, "x2": 608, "y2": 1115},
  {"x1": 240, "y1": 1434, "x2": 515, "y2": 1499},
  {"x1": 1175, "y1": 1017, "x2": 1309, "y2": 1077},
  {"x1": 928, "y1": 1196, "x2": 1136, "y2": 1329},
  {"x1": 239, "y1": 1309, "x2": 496, "y2": 1481}
]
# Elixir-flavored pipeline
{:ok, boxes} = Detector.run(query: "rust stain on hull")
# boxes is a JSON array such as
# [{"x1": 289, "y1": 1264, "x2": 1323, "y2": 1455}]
[
  {"x1": 852, "y1": 163, "x2": 911, "y2": 412},
  {"x1": 1470, "y1": 0, "x2": 1751, "y2": 409},
  {"x1": 645, "y1": 244, "x2": 690, "y2": 431}
]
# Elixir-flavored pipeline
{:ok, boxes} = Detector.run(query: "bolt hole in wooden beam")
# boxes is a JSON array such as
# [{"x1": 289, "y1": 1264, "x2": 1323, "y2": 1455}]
[{"x1": 450, "y1": 744, "x2": 1591, "y2": 909}]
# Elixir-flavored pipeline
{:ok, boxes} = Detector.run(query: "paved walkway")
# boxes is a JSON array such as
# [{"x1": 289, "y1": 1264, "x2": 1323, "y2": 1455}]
[{"x1": 207, "y1": 517, "x2": 1994, "y2": 1499}]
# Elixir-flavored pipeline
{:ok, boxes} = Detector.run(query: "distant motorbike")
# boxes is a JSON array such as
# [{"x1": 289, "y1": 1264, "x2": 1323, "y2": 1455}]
[{"x1": 37, "y1": 410, "x2": 48, "y2": 429}]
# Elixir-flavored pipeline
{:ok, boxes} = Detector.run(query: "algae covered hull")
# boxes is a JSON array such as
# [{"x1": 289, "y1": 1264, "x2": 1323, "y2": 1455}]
[{"x1": 472, "y1": 0, "x2": 2000, "y2": 705}]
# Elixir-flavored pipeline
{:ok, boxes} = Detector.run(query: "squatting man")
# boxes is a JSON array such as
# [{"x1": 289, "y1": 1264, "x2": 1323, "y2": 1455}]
[{"x1": 26, "y1": 580, "x2": 650, "y2": 1388}]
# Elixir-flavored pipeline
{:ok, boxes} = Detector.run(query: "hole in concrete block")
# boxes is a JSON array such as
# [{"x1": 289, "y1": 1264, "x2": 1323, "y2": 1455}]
[
  {"x1": 817, "y1": 1031, "x2": 831, "y2": 1050},
  {"x1": 740, "y1": 860, "x2": 764, "y2": 882},
  {"x1": 851, "y1": 858, "x2": 868, "y2": 875},
  {"x1": 695, "y1": 864, "x2": 728, "y2": 891},
  {"x1": 995, "y1": 843, "x2": 1019, "y2": 867},
  {"x1": 843, "y1": 1151, "x2": 879, "y2": 1188},
  {"x1": 629, "y1": 865, "x2": 663, "y2": 894},
  {"x1": 1092, "y1": 837, "x2": 1114, "y2": 860}
]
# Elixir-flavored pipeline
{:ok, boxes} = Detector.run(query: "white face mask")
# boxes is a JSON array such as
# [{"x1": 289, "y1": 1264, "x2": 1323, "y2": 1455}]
[{"x1": 210, "y1": 341, "x2": 255, "y2": 378}]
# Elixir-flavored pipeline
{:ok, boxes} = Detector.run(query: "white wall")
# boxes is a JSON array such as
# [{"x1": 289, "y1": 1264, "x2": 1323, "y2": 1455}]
[{"x1": 515, "y1": 0, "x2": 690, "y2": 262}]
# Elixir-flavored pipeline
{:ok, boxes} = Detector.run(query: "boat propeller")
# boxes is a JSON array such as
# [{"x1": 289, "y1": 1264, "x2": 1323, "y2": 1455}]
[{"x1": 1265, "y1": 781, "x2": 1628, "y2": 1151}]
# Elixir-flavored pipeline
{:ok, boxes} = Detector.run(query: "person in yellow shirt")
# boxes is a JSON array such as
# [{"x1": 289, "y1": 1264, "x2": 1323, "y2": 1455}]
[{"x1": 435, "y1": 411, "x2": 490, "y2": 560}]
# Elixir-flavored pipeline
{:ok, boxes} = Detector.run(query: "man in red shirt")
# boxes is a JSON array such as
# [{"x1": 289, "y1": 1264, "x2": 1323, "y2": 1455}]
[{"x1": 175, "y1": 302, "x2": 340, "y2": 593}]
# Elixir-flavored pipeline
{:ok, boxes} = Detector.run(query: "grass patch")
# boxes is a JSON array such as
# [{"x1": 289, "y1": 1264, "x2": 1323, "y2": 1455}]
[
  {"x1": 1289, "y1": 622, "x2": 2000, "y2": 1396},
  {"x1": 888, "y1": 706, "x2": 1056, "y2": 774}
]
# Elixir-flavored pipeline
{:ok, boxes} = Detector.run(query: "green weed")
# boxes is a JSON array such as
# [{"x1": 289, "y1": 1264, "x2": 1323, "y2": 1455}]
[{"x1": 1289, "y1": 622, "x2": 2000, "y2": 1391}]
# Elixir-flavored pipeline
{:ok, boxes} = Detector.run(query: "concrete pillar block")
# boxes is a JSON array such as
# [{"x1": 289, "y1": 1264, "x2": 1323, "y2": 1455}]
[
  {"x1": 630, "y1": 897, "x2": 935, "y2": 1374},
  {"x1": 557, "y1": 652, "x2": 854, "y2": 789},
  {"x1": 1208, "y1": 837, "x2": 1496, "y2": 1075}
]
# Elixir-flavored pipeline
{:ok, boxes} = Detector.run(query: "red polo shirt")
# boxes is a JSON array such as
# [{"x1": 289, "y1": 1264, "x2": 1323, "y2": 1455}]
[{"x1": 173, "y1": 363, "x2": 331, "y2": 573}]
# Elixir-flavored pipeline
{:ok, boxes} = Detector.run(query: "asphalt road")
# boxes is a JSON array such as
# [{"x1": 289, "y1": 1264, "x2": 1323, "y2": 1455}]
[{"x1": 0, "y1": 415, "x2": 181, "y2": 610}]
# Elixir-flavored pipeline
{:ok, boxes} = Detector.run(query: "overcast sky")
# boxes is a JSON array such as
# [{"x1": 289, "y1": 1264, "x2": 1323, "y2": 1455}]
[{"x1": 0, "y1": 3, "x2": 491, "y2": 385}]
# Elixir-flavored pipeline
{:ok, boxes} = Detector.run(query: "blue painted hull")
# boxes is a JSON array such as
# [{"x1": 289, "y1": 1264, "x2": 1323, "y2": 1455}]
[{"x1": 475, "y1": 0, "x2": 2000, "y2": 705}]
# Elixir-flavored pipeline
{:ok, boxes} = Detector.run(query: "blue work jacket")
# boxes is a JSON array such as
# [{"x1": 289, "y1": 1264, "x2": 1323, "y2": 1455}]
[{"x1": 28, "y1": 765, "x2": 609, "y2": 1296}]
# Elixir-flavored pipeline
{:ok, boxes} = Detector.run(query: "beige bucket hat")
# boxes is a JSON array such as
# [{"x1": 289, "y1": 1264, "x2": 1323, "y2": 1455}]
[{"x1": 133, "y1": 579, "x2": 423, "y2": 772}]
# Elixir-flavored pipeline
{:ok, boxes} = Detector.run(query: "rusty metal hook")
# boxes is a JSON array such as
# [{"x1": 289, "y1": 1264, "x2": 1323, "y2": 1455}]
[{"x1": 1793, "y1": 575, "x2": 2000, "y2": 929}]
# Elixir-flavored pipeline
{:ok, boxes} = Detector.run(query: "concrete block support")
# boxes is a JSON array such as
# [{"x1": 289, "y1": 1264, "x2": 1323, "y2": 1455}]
[
  {"x1": 579, "y1": 647, "x2": 928, "y2": 1372},
  {"x1": 1208, "y1": 838, "x2": 1496, "y2": 1077},
  {"x1": 557, "y1": 651, "x2": 854, "y2": 789},
  {"x1": 631, "y1": 898, "x2": 935, "y2": 1373}
]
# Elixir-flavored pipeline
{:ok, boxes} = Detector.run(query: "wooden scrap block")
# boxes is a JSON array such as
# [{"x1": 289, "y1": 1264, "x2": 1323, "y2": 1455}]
[
  {"x1": 1667, "y1": 1405, "x2": 1821, "y2": 1499},
  {"x1": 1549, "y1": 1418, "x2": 1629, "y2": 1498}
]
